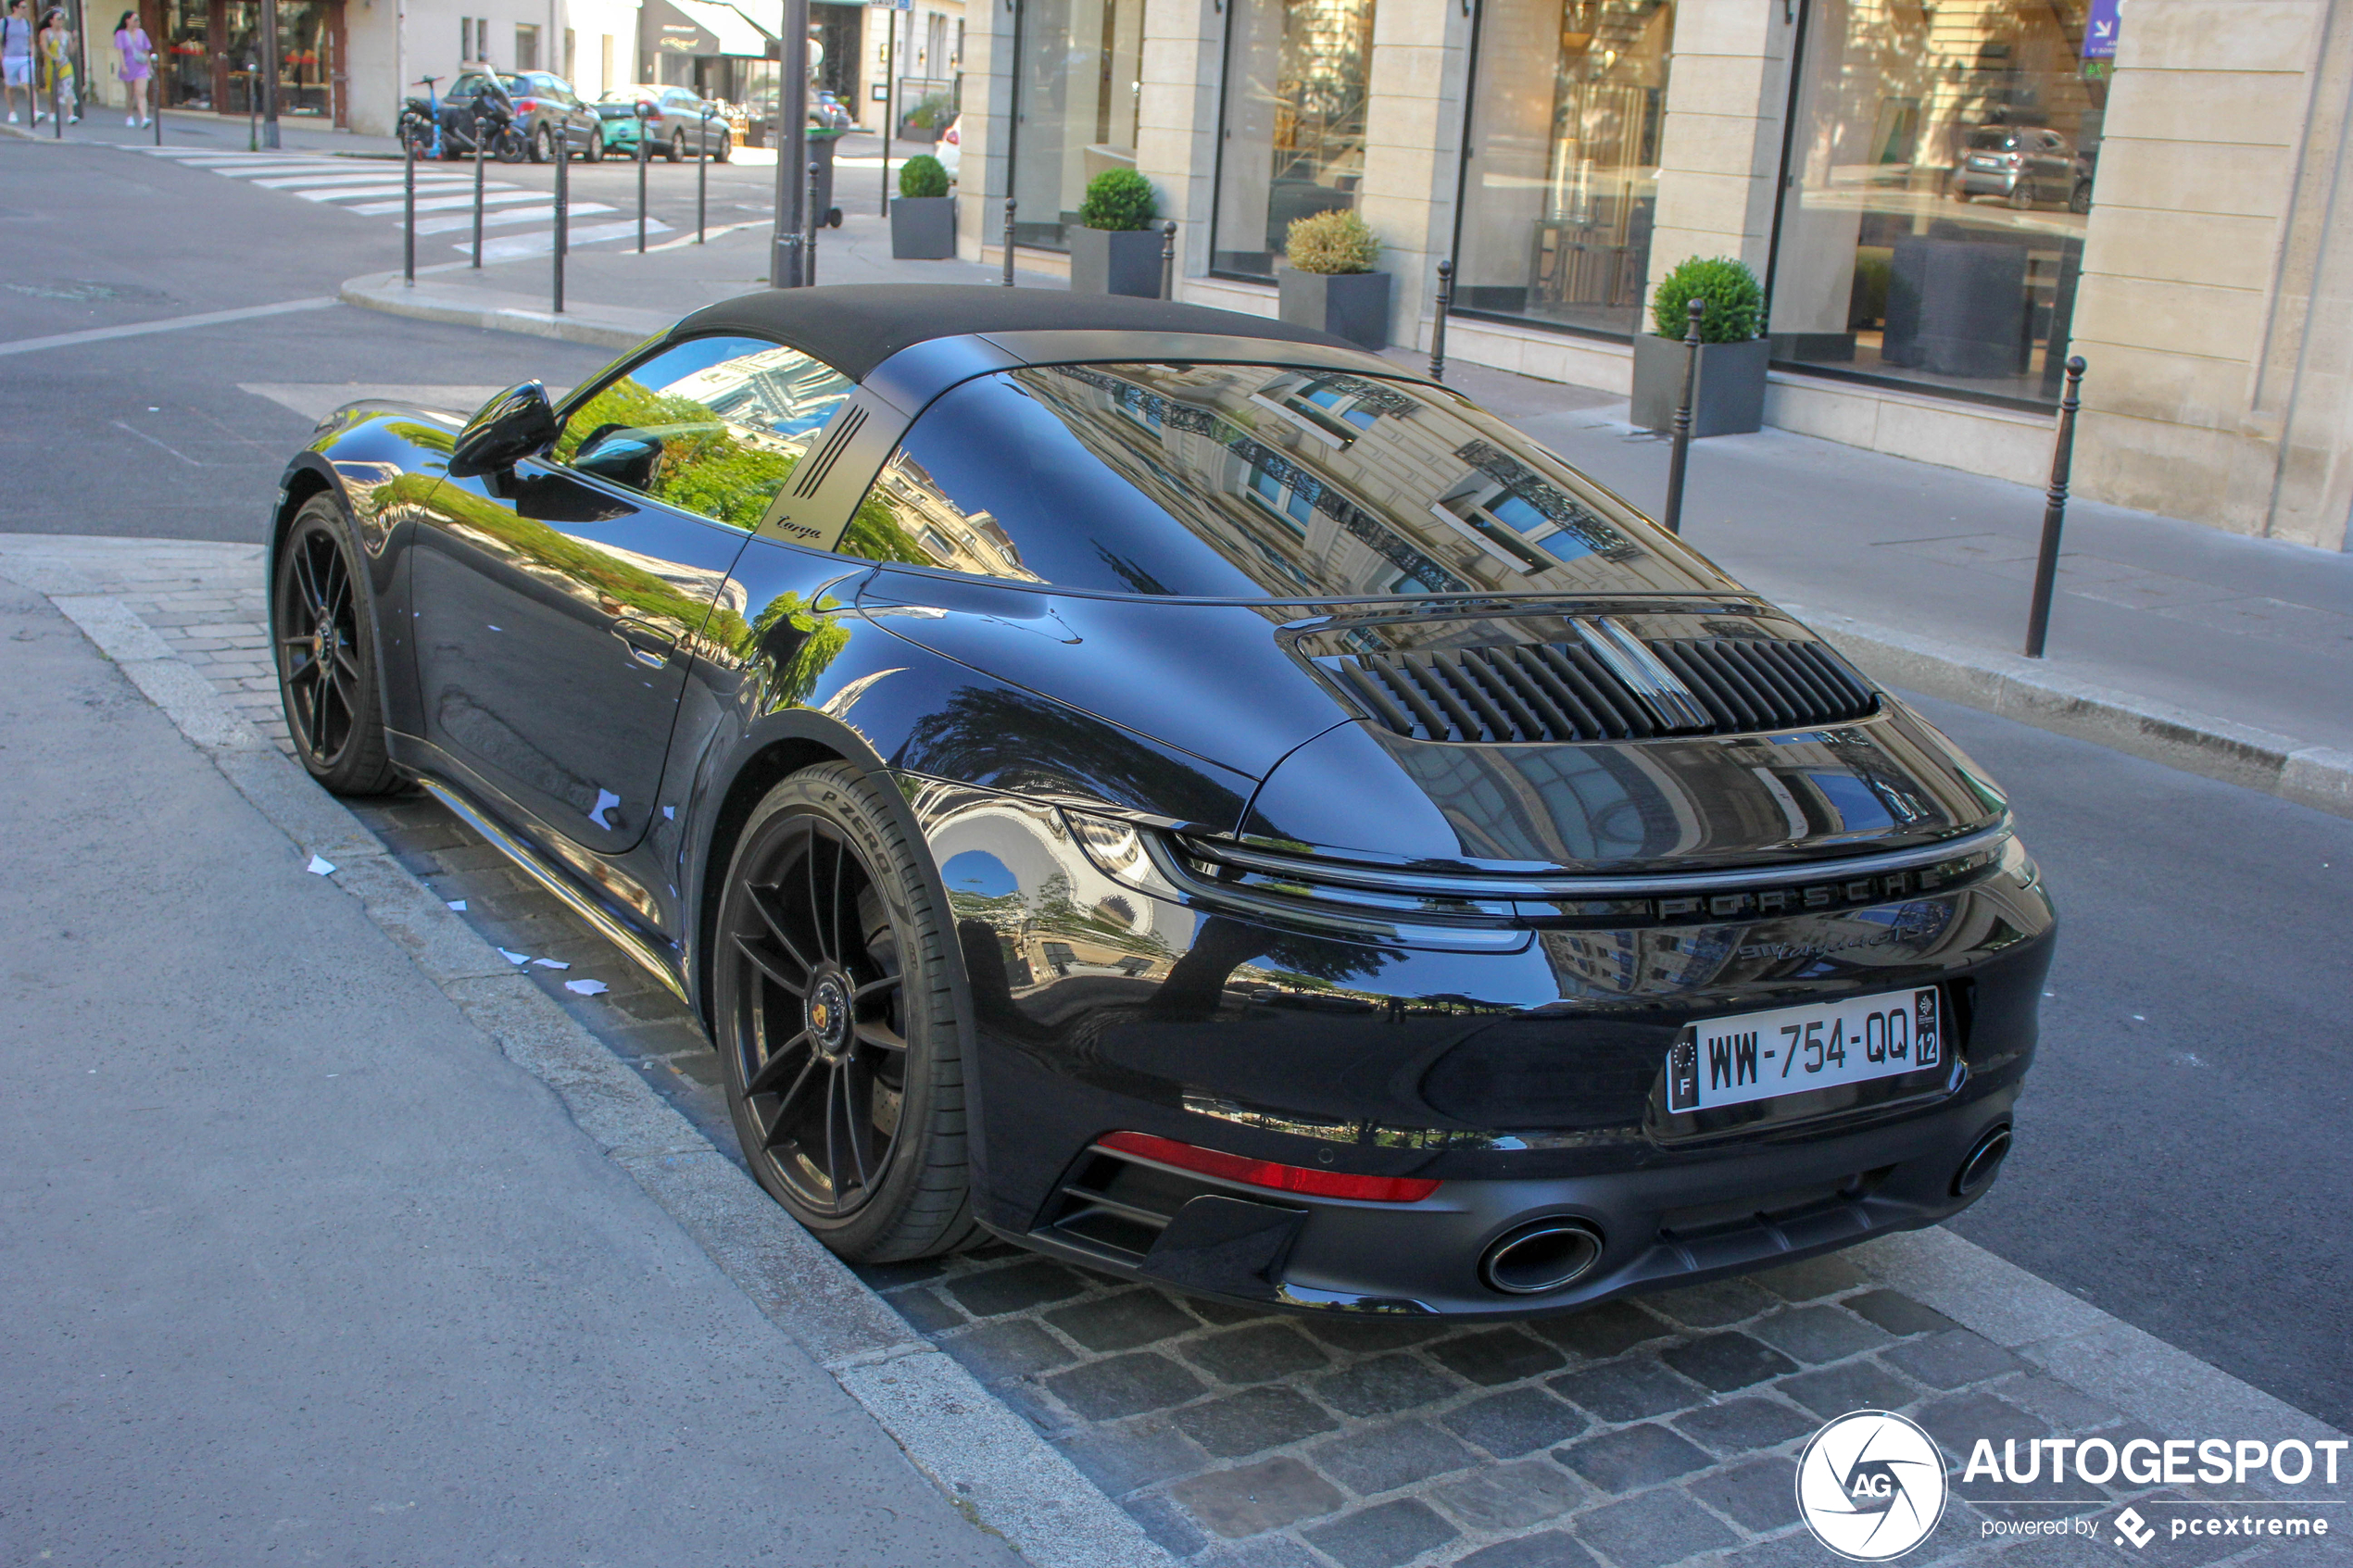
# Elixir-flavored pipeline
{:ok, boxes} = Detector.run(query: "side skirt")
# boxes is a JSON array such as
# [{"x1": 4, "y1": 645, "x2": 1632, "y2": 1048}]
[{"x1": 416, "y1": 774, "x2": 692, "y2": 1003}]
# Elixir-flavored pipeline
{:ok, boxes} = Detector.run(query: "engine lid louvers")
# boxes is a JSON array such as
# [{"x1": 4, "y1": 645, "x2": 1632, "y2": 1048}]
[{"x1": 1323, "y1": 624, "x2": 1876, "y2": 744}]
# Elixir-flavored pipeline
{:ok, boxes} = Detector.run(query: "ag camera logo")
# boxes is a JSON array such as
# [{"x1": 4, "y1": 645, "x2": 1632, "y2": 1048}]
[{"x1": 1796, "y1": 1411, "x2": 1949, "y2": 1560}]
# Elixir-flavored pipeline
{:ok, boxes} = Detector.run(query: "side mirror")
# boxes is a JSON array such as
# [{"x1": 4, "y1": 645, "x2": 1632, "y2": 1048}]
[{"x1": 449, "y1": 382, "x2": 558, "y2": 479}]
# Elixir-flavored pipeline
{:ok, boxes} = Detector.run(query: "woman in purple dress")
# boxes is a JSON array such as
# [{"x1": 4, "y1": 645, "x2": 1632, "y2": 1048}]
[{"x1": 114, "y1": 9, "x2": 150, "y2": 126}]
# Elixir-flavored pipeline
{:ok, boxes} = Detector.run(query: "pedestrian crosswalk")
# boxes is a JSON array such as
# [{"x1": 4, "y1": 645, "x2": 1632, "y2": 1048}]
[{"x1": 119, "y1": 145, "x2": 670, "y2": 258}]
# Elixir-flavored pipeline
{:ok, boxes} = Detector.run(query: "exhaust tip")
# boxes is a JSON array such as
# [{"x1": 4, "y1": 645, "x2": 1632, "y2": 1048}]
[
  {"x1": 1480, "y1": 1218, "x2": 1605, "y2": 1296},
  {"x1": 1953, "y1": 1123, "x2": 2013, "y2": 1198}
]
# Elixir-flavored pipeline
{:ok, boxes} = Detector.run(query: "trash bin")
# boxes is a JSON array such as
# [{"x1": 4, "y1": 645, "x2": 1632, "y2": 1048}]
[{"x1": 807, "y1": 127, "x2": 844, "y2": 229}]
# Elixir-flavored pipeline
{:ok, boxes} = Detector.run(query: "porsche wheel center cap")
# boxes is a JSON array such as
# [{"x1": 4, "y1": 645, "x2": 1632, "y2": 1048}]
[
  {"x1": 808, "y1": 974, "x2": 851, "y2": 1060},
  {"x1": 314, "y1": 619, "x2": 333, "y2": 658}
]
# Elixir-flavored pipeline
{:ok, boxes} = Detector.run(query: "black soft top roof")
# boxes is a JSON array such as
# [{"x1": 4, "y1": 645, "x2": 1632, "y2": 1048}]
[{"x1": 669, "y1": 283, "x2": 1360, "y2": 383}]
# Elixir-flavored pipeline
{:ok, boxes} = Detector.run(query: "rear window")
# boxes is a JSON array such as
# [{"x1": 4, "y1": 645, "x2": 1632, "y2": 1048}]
[
  {"x1": 830, "y1": 363, "x2": 1717, "y2": 599},
  {"x1": 1967, "y1": 129, "x2": 2020, "y2": 150}
]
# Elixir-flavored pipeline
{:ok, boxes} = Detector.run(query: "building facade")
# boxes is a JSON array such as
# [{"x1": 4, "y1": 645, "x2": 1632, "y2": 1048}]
[{"x1": 950, "y1": 0, "x2": 2353, "y2": 551}]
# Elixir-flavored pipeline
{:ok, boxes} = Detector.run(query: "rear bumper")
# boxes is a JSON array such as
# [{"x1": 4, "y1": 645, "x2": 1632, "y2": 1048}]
[{"x1": 1003, "y1": 1085, "x2": 2017, "y2": 1319}]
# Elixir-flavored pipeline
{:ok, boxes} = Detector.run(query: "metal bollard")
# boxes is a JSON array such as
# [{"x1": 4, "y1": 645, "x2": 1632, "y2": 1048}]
[
  {"x1": 402, "y1": 131, "x2": 416, "y2": 285},
  {"x1": 804, "y1": 158, "x2": 820, "y2": 285},
  {"x1": 2024, "y1": 357, "x2": 2088, "y2": 659},
  {"x1": 552, "y1": 134, "x2": 569, "y2": 313},
  {"x1": 1429, "y1": 259, "x2": 1453, "y2": 383},
  {"x1": 1161, "y1": 220, "x2": 1176, "y2": 301},
  {"x1": 636, "y1": 109, "x2": 649, "y2": 254},
  {"x1": 152, "y1": 91, "x2": 163, "y2": 144},
  {"x1": 1661, "y1": 297, "x2": 1705, "y2": 536},
  {"x1": 471, "y1": 116, "x2": 486, "y2": 269},
  {"x1": 1001, "y1": 198, "x2": 1016, "y2": 287},
  {"x1": 52, "y1": 71, "x2": 60, "y2": 138},
  {"x1": 697, "y1": 110, "x2": 711, "y2": 245}
]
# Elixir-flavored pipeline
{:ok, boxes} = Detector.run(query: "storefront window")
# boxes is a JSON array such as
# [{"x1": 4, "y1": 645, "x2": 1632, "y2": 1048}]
[
  {"x1": 1453, "y1": 0, "x2": 1672, "y2": 337},
  {"x1": 1010, "y1": 0, "x2": 1146, "y2": 249},
  {"x1": 1211, "y1": 0, "x2": 1375, "y2": 279},
  {"x1": 162, "y1": 0, "x2": 211, "y2": 108},
  {"x1": 1768, "y1": 0, "x2": 2107, "y2": 406}
]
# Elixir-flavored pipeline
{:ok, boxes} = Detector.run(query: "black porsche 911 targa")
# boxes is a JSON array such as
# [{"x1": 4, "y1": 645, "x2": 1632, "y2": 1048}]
[{"x1": 271, "y1": 285, "x2": 2052, "y2": 1318}]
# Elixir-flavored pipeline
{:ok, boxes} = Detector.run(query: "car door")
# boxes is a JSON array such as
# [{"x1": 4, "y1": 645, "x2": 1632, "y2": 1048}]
[{"x1": 409, "y1": 335, "x2": 856, "y2": 856}]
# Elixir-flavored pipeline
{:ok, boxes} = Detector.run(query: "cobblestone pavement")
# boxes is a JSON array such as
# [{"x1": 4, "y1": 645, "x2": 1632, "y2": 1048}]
[{"x1": 9, "y1": 534, "x2": 2340, "y2": 1568}]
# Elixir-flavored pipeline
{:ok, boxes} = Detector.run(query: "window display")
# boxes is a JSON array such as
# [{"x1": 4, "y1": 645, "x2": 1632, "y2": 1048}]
[
  {"x1": 1453, "y1": 0, "x2": 1673, "y2": 338},
  {"x1": 1768, "y1": 0, "x2": 2106, "y2": 406},
  {"x1": 1211, "y1": 0, "x2": 1375, "y2": 280},
  {"x1": 1010, "y1": 0, "x2": 1146, "y2": 249}
]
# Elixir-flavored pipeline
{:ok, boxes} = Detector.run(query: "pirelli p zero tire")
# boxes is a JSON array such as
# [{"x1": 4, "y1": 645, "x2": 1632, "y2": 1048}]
[
  {"x1": 271, "y1": 495, "x2": 402, "y2": 797},
  {"x1": 713, "y1": 762, "x2": 976, "y2": 1262}
]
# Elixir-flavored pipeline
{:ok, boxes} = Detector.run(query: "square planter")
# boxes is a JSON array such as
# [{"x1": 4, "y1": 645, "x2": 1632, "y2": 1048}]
[
  {"x1": 890, "y1": 195, "x2": 957, "y2": 260},
  {"x1": 1070, "y1": 226, "x2": 1164, "y2": 298},
  {"x1": 1278, "y1": 267, "x2": 1390, "y2": 351},
  {"x1": 1630, "y1": 333, "x2": 1768, "y2": 437}
]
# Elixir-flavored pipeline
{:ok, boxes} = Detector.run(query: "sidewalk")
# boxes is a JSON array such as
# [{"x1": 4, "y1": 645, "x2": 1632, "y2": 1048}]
[
  {"x1": 0, "y1": 568, "x2": 1033, "y2": 1565},
  {"x1": 336, "y1": 230, "x2": 2351, "y2": 818},
  {"x1": 2, "y1": 103, "x2": 402, "y2": 156}
]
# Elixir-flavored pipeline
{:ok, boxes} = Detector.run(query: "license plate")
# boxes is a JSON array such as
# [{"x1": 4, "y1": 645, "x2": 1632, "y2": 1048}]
[{"x1": 1667, "y1": 987, "x2": 1943, "y2": 1113}]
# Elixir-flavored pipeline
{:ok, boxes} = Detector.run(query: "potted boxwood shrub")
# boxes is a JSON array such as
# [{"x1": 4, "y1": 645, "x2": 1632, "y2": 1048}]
[
  {"x1": 890, "y1": 154, "x2": 956, "y2": 260},
  {"x1": 1069, "y1": 169, "x2": 1164, "y2": 298},
  {"x1": 1630, "y1": 256, "x2": 1768, "y2": 436},
  {"x1": 1277, "y1": 208, "x2": 1388, "y2": 350}
]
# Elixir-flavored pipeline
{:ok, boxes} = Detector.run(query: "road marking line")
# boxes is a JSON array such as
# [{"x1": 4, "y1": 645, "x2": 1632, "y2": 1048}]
[
  {"x1": 347, "y1": 189, "x2": 547, "y2": 216},
  {"x1": 298, "y1": 182, "x2": 479, "y2": 202},
  {"x1": 109, "y1": 420, "x2": 203, "y2": 466},
  {"x1": 471, "y1": 218, "x2": 673, "y2": 259},
  {"x1": 251, "y1": 171, "x2": 459, "y2": 188},
  {"x1": 0, "y1": 298, "x2": 337, "y2": 358},
  {"x1": 413, "y1": 203, "x2": 615, "y2": 235}
]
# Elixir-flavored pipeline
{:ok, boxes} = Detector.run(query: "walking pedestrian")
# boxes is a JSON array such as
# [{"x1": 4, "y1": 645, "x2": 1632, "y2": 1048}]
[
  {"x1": 114, "y1": 8, "x2": 150, "y2": 126},
  {"x1": 2, "y1": 0, "x2": 32, "y2": 124},
  {"x1": 36, "y1": 5, "x2": 76, "y2": 123}
]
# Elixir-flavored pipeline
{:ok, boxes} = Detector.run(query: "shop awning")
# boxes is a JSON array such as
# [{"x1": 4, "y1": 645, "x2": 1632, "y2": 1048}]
[{"x1": 667, "y1": 0, "x2": 774, "y2": 57}]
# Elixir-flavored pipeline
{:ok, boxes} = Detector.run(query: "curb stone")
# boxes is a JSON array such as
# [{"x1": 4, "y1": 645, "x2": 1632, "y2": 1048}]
[
  {"x1": 330, "y1": 272, "x2": 2353, "y2": 824},
  {"x1": 9, "y1": 546, "x2": 2344, "y2": 1563},
  {"x1": 339, "y1": 269, "x2": 661, "y2": 352},
  {"x1": 17, "y1": 572, "x2": 1172, "y2": 1568}
]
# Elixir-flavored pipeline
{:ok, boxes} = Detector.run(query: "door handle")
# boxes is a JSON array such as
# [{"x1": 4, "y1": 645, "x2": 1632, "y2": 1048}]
[{"x1": 612, "y1": 618, "x2": 677, "y2": 667}]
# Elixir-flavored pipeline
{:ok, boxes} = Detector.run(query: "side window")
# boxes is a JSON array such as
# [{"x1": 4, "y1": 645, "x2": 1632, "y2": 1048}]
[
  {"x1": 834, "y1": 449, "x2": 1042, "y2": 583},
  {"x1": 552, "y1": 336, "x2": 855, "y2": 530}
]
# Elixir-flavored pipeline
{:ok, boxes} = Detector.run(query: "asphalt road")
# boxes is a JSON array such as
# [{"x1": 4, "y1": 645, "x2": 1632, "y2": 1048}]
[{"x1": 8, "y1": 130, "x2": 2348, "y2": 1430}]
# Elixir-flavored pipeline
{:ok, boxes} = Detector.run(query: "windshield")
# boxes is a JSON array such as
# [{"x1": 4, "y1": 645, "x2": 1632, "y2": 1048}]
[
  {"x1": 836, "y1": 362, "x2": 1726, "y2": 600},
  {"x1": 598, "y1": 85, "x2": 658, "y2": 103}
]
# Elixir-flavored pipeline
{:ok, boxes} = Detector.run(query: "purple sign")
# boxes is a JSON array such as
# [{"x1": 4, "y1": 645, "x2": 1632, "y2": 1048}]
[{"x1": 2083, "y1": 0, "x2": 2121, "y2": 59}]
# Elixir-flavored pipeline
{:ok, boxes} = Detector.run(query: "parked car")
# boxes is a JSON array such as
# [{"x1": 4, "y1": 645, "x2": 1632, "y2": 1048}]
[
  {"x1": 813, "y1": 89, "x2": 851, "y2": 131},
  {"x1": 596, "y1": 84, "x2": 732, "y2": 162},
  {"x1": 937, "y1": 113, "x2": 961, "y2": 182},
  {"x1": 1949, "y1": 125, "x2": 2076, "y2": 209},
  {"x1": 268, "y1": 285, "x2": 2051, "y2": 1314},
  {"x1": 446, "y1": 69, "x2": 604, "y2": 163}
]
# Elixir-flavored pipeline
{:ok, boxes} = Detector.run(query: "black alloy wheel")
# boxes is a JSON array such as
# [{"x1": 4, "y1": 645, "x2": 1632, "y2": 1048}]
[
  {"x1": 585, "y1": 126, "x2": 604, "y2": 163},
  {"x1": 529, "y1": 122, "x2": 555, "y2": 163},
  {"x1": 666, "y1": 127, "x2": 686, "y2": 163},
  {"x1": 2007, "y1": 183, "x2": 2035, "y2": 210},
  {"x1": 713, "y1": 764, "x2": 975, "y2": 1261},
  {"x1": 271, "y1": 497, "x2": 400, "y2": 796}
]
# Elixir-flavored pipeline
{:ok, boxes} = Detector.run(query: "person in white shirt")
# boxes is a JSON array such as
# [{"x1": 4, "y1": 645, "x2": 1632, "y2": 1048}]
[{"x1": 1, "y1": 0, "x2": 34, "y2": 125}]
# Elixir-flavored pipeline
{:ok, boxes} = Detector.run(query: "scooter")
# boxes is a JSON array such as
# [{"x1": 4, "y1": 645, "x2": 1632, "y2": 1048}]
[{"x1": 397, "y1": 74, "x2": 446, "y2": 158}]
